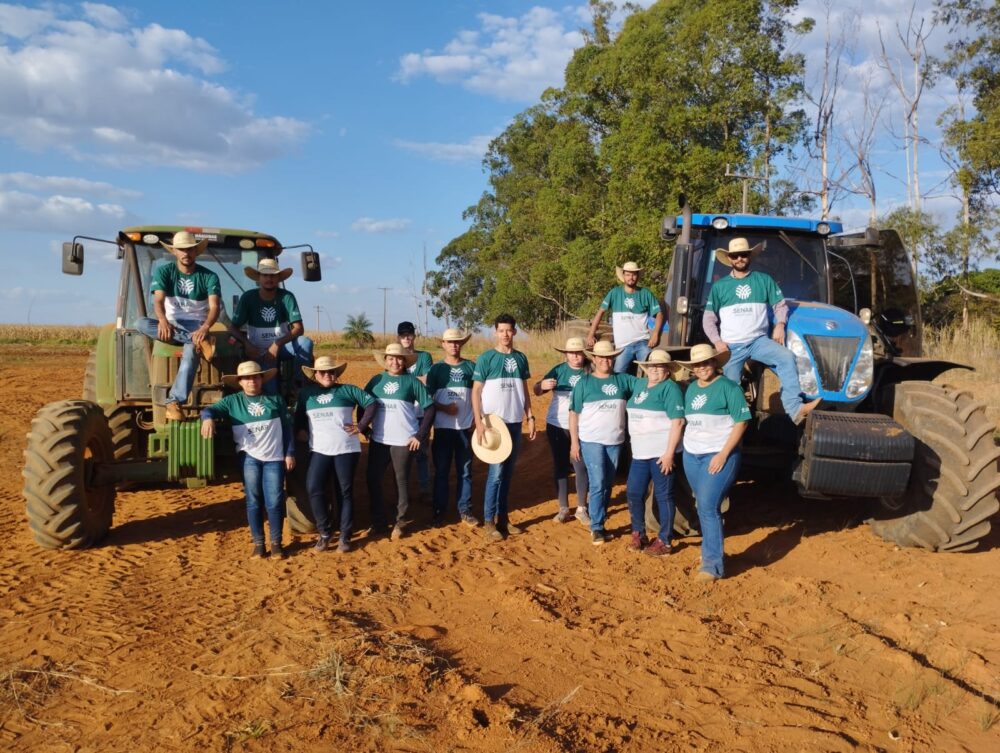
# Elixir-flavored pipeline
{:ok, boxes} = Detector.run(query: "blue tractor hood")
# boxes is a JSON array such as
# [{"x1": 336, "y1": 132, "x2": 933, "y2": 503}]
[{"x1": 785, "y1": 300, "x2": 871, "y2": 402}]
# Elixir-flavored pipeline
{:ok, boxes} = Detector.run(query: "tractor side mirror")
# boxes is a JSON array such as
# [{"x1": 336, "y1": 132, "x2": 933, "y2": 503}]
[
  {"x1": 660, "y1": 215, "x2": 678, "y2": 239},
  {"x1": 62, "y1": 242, "x2": 84, "y2": 275},
  {"x1": 301, "y1": 251, "x2": 321, "y2": 282}
]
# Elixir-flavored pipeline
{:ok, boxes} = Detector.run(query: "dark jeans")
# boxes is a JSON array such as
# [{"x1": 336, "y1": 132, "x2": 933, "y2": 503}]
[
  {"x1": 366, "y1": 442, "x2": 413, "y2": 529},
  {"x1": 307, "y1": 451, "x2": 359, "y2": 541},
  {"x1": 545, "y1": 424, "x2": 589, "y2": 508},
  {"x1": 626, "y1": 457, "x2": 675, "y2": 544},
  {"x1": 432, "y1": 428, "x2": 473, "y2": 518},
  {"x1": 240, "y1": 453, "x2": 285, "y2": 545},
  {"x1": 482, "y1": 422, "x2": 523, "y2": 525}
]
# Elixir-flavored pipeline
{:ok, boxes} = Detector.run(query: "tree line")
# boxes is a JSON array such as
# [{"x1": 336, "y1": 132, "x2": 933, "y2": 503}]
[{"x1": 425, "y1": 0, "x2": 1000, "y2": 331}]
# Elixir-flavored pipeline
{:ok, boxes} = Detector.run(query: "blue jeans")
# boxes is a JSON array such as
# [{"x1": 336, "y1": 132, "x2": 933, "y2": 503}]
[
  {"x1": 626, "y1": 457, "x2": 675, "y2": 544},
  {"x1": 432, "y1": 428, "x2": 473, "y2": 518},
  {"x1": 723, "y1": 336, "x2": 804, "y2": 420},
  {"x1": 545, "y1": 424, "x2": 588, "y2": 508},
  {"x1": 614, "y1": 339, "x2": 651, "y2": 374},
  {"x1": 682, "y1": 449, "x2": 741, "y2": 577},
  {"x1": 134, "y1": 316, "x2": 203, "y2": 404},
  {"x1": 306, "y1": 451, "x2": 359, "y2": 541},
  {"x1": 241, "y1": 453, "x2": 286, "y2": 545},
  {"x1": 259, "y1": 336, "x2": 314, "y2": 394},
  {"x1": 579, "y1": 441, "x2": 622, "y2": 532},
  {"x1": 482, "y1": 422, "x2": 522, "y2": 525}
]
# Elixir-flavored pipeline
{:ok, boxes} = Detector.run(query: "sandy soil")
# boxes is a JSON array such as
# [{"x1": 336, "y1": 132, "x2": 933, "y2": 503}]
[{"x1": 1, "y1": 345, "x2": 998, "y2": 752}]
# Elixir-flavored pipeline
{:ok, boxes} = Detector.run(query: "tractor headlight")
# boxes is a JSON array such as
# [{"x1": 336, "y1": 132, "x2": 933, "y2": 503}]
[
  {"x1": 845, "y1": 337, "x2": 874, "y2": 398},
  {"x1": 786, "y1": 330, "x2": 819, "y2": 396}
]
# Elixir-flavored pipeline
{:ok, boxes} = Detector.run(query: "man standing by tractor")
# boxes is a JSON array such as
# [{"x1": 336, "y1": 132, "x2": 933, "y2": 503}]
[
  {"x1": 703, "y1": 237, "x2": 820, "y2": 425},
  {"x1": 397, "y1": 320, "x2": 433, "y2": 498},
  {"x1": 586, "y1": 261, "x2": 664, "y2": 373},
  {"x1": 229, "y1": 258, "x2": 314, "y2": 393},
  {"x1": 134, "y1": 231, "x2": 220, "y2": 421}
]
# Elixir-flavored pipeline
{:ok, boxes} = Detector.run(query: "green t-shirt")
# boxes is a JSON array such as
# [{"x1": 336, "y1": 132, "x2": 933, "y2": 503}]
[
  {"x1": 364, "y1": 372, "x2": 433, "y2": 446},
  {"x1": 569, "y1": 372, "x2": 637, "y2": 445},
  {"x1": 683, "y1": 376, "x2": 750, "y2": 454},
  {"x1": 543, "y1": 362, "x2": 588, "y2": 429},
  {"x1": 407, "y1": 350, "x2": 433, "y2": 377},
  {"x1": 472, "y1": 349, "x2": 531, "y2": 423},
  {"x1": 231, "y1": 289, "x2": 303, "y2": 349},
  {"x1": 426, "y1": 359, "x2": 475, "y2": 430},
  {"x1": 600, "y1": 285, "x2": 661, "y2": 347},
  {"x1": 626, "y1": 378, "x2": 685, "y2": 459},
  {"x1": 151, "y1": 262, "x2": 221, "y2": 326},
  {"x1": 705, "y1": 271, "x2": 783, "y2": 345},
  {"x1": 295, "y1": 384, "x2": 374, "y2": 456},
  {"x1": 204, "y1": 392, "x2": 291, "y2": 462}
]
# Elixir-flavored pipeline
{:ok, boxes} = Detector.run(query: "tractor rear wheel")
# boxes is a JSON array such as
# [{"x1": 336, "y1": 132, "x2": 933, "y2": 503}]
[
  {"x1": 285, "y1": 442, "x2": 316, "y2": 534},
  {"x1": 23, "y1": 400, "x2": 116, "y2": 549},
  {"x1": 644, "y1": 472, "x2": 701, "y2": 538},
  {"x1": 870, "y1": 382, "x2": 1000, "y2": 552}
]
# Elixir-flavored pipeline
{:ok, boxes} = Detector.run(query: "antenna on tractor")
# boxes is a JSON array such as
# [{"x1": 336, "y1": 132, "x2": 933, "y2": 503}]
[{"x1": 724, "y1": 165, "x2": 764, "y2": 214}]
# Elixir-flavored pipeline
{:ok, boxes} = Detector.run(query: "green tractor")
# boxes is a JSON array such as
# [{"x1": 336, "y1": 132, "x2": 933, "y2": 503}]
[{"x1": 22, "y1": 226, "x2": 323, "y2": 549}]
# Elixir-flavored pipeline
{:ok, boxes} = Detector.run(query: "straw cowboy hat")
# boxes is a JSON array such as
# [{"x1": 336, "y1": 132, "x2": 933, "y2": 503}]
[
  {"x1": 472, "y1": 414, "x2": 513, "y2": 464},
  {"x1": 222, "y1": 360, "x2": 277, "y2": 389},
  {"x1": 635, "y1": 348, "x2": 685, "y2": 376},
  {"x1": 440, "y1": 327, "x2": 471, "y2": 345},
  {"x1": 675, "y1": 343, "x2": 731, "y2": 369},
  {"x1": 554, "y1": 336, "x2": 587, "y2": 354},
  {"x1": 161, "y1": 230, "x2": 208, "y2": 256},
  {"x1": 302, "y1": 355, "x2": 347, "y2": 382},
  {"x1": 374, "y1": 342, "x2": 418, "y2": 369},
  {"x1": 715, "y1": 237, "x2": 764, "y2": 267},
  {"x1": 614, "y1": 260, "x2": 643, "y2": 283},
  {"x1": 245, "y1": 257, "x2": 294, "y2": 282},
  {"x1": 585, "y1": 340, "x2": 624, "y2": 358}
]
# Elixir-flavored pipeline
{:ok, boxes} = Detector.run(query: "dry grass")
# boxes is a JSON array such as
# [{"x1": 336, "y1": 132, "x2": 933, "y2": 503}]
[
  {"x1": 0, "y1": 324, "x2": 100, "y2": 345},
  {"x1": 924, "y1": 319, "x2": 1000, "y2": 378}
]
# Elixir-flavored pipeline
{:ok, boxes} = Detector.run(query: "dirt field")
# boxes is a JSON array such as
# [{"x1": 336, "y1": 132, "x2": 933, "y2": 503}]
[{"x1": 1, "y1": 345, "x2": 998, "y2": 752}]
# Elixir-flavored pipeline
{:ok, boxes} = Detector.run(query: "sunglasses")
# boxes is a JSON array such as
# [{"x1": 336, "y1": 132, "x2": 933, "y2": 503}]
[{"x1": 727, "y1": 252, "x2": 751, "y2": 260}]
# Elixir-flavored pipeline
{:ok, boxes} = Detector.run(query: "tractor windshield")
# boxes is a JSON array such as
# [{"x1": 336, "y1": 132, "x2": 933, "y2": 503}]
[
  {"x1": 702, "y1": 231, "x2": 829, "y2": 303},
  {"x1": 136, "y1": 245, "x2": 253, "y2": 320}
]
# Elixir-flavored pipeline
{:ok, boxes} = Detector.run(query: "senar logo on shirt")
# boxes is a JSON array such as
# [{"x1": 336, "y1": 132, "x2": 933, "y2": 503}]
[
  {"x1": 504, "y1": 357, "x2": 518, "y2": 373},
  {"x1": 601, "y1": 383, "x2": 619, "y2": 396},
  {"x1": 261, "y1": 306, "x2": 278, "y2": 323},
  {"x1": 177, "y1": 277, "x2": 195, "y2": 295},
  {"x1": 247, "y1": 401, "x2": 266, "y2": 417},
  {"x1": 634, "y1": 390, "x2": 648, "y2": 404},
  {"x1": 383, "y1": 381, "x2": 399, "y2": 395},
  {"x1": 569, "y1": 374, "x2": 582, "y2": 387},
  {"x1": 691, "y1": 394, "x2": 708, "y2": 410},
  {"x1": 624, "y1": 297, "x2": 635, "y2": 310},
  {"x1": 735, "y1": 284, "x2": 752, "y2": 300},
  {"x1": 450, "y1": 367, "x2": 466, "y2": 382},
  {"x1": 316, "y1": 394, "x2": 333, "y2": 404}
]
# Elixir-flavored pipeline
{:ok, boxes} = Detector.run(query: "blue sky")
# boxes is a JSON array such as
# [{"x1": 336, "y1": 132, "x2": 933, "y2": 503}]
[{"x1": 0, "y1": 0, "x2": 961, "y2": 329}]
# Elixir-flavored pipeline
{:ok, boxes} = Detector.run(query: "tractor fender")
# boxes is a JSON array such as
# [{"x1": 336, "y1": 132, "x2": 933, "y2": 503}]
[{"x1": 874, "y1": 357, "x2": 971, "y2": 395}]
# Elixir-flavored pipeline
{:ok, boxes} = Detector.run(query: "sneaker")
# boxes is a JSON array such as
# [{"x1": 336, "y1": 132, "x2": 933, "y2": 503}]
[
  {"x1": 314, "y1": 535, "x2": 331, "y2": 552},
  {"x1": 575, "y1": 507, "x2": 591, "y2": 527},
  {"x1": 165, "y1": 402, "x2": 184, "y2": 421},
  {"x1": 460, "y1": 514, "x2": 480, "y2": 527},
  {"x1": 553, "y1": 508, "x2": 573, "y2": 523},
  {"x1": 390, "y1": 524, "x2": 405, "y2": 541},
  {"x1": 591, "y1": 530, "x2": 609, "y2": 546},
  {"x1": 644, "y1": 539, "x2": 672, "y2": 557},
  {"x1": 271, "y1": 542, "x2": 286, "y2": 559},
  {"x1": 627, "y1": 531, "x2": 646, "y2": 551},
  {"x1": 198, "y1": 335, "x2": 216, "y2": 362},
  {"x1": 483, "y1": 522, "x2": 504, "y2": 543},
  {"x1": 695, "y1": 570, "x2": 720, "y2": 583},
  {"x1": 337, "y1": 539, "x2": 351, "y2": 553},
  {"x1": 251, "y1": 542, "x2": 268, "y2": 559}
]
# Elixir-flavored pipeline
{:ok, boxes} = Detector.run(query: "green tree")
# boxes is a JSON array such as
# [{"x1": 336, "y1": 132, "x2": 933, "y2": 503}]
[{"x1": 343, "y1": 313, "x2": 375, "y2": 348}]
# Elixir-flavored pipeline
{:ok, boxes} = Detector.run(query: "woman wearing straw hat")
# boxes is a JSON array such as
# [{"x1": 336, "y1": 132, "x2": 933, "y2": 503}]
[
  {"x1": 364, "y1": 344, "x2": 436, "y2": 540},
  {"x1": 200, "y1": 361, "x2": 295, "y2": 559},
  {"x1": 676, "y1": 344, "x2": 751, "y2": 581},
  {"x1": 426, "y1": 329, "x2": 478, "y2": 527},
  {"x1": 295, "y1": 356, "x2": 377, "y2": 553},
  {"x1": 625, "y1": 350, "x2": 686, "y2": 555},
  {"x1": 534, "y1": 337, "x2": 591, "y2": 525},
  {"x1": 569, "y1": 340, "x2": 639, "y2": 545}
]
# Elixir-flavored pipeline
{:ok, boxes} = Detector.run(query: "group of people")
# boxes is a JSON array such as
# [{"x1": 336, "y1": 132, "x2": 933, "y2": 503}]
[{"x1": 139, "y1": 232, "x2": 820, "y2": 582}]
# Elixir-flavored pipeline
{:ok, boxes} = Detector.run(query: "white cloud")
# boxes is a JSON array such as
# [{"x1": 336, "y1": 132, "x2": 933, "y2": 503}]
[
  {"x1": 392, "y1": 134, "x2": 494, "y2": 163},
  {"x1": 0, "y1": 3, "x2": 308, "y2": 171},
  {"x1": 0, "y1": 188, "x2": 132, "y2": 234},
  {"x1": 0, "y1": 172, "x2": 140, "y2": 200},
  {"x1": 314, "y1": 230, "x2": 340, "y2": 238},
  {"x1": 351, "y1": 217, "x2": 411, "y2": 233},
  {"x1": 397, "y1": 6, "x2": 585, "y2": 101}
]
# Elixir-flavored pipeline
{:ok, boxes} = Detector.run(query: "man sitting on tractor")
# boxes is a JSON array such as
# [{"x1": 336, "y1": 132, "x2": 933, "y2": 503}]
[
  {"x1": 134, "y1": 231, "x2": 220, "y2": 421},
  {"x1": 229, "y1": 258, "x2": 314, "y2": 393},
  {"x1": 702, "y1": 237, "x2": 820, "y2": 425},
  {"x1": 586, "y1": 261, "x2": 665, "y2": 373}
]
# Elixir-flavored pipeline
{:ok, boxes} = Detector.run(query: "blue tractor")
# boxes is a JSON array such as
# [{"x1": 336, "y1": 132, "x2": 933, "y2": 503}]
[{"x1": 659, "y1": 199, "x2": 1000, "y2": 551}]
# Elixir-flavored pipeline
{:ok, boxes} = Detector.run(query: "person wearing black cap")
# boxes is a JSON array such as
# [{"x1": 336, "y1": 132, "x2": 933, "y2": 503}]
[{"x1": 397, "y1": 321, "x2": 433, "y2": 498}]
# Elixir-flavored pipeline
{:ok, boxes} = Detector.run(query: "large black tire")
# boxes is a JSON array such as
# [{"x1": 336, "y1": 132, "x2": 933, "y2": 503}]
[
  {"x1": 22, "y1": 400, "x2": 116, "y2": 549},
  {"x1": 285, "y1": 442, "x2": 316, "y2": 534},
  {"x1": 82, "y1": 350, "x2": 97, "y2": 401},
  {"x1": 106, "y1": 405, "x2": 141, "y2": 461},
  {"x1": 870, "y1": 382, "x2": 1000, "y2": 552},
  {"x1": 644, "y1": 473, "x2": 701, "y2": 537}
]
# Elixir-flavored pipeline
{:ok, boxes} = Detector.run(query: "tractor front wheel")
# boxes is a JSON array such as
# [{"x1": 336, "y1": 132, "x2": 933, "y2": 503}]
[
  {"x1": 870, "y1": 382, "x2": 1000, "y2": 552},
  {"x1": 23, "y1": 400, "x2": 116, "y2": 549}
]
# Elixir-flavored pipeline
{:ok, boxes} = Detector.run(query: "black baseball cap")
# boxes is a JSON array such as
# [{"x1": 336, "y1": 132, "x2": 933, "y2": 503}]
[{"x1": 397, "y1": 321, "x2": 416, "y2": 335}]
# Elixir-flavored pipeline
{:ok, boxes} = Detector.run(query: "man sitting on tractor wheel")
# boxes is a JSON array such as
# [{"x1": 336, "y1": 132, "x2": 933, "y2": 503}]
[
  {"x1": 228, "y1": 258, "x2": 314, "y2": 394},
  {"x1": 702, "y1": 237, "x2": 820, "y2": 425},
  {"x1": 134, "y1": 231, "x2": 220, "y2": 421}
]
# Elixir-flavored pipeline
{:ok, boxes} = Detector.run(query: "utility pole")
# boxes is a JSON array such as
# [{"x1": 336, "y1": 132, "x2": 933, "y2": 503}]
[
  {"x1": 725, "y1": 164, "x2": 765, "y2": 214},
  {"x1": 314, "y1": 305, "x2": 321, "y2": 332},
  {"x1": 377, "y1": 286, "x2": 391, "y2": 343}
]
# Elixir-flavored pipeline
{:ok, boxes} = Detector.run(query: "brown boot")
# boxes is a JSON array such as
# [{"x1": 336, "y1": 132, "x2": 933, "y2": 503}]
[
  {"x1": 198, "y1": 335, "x2": 216, "y2": 362},
  {"x1": 794, "y1": 397, "x2": 822, "y2": 425},
  {"x1": 165, "y1": 402, "x2": 184, "y2": 421},
  {"x1": 483, "y1": 521, "x2": 504, "y2": 543}
]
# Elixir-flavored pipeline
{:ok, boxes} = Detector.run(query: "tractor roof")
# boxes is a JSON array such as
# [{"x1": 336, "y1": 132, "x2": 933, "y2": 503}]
[
  {"x1": 676, "y1": 214, "x2": 844, "y2": 235},
  {"x1": 120, "y1": 225, "x2": 283, "y2": 253}
]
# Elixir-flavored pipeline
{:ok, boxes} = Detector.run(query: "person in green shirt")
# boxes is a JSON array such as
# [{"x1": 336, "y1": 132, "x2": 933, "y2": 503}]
[
  {"x1": 586, "y1": 261, "x2": 664, "y2": 373},
  {"x1": 397, "y1": 320, "x2": 433, "y2": 497},
  {"x1": 229, "y1": 258, "x2": 314, "y2": 394}
]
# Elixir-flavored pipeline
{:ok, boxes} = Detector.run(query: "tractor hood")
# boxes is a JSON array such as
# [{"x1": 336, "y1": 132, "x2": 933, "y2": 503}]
[{"x1": 784, "y1": 300, "x2": 872, "y2": 402}]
